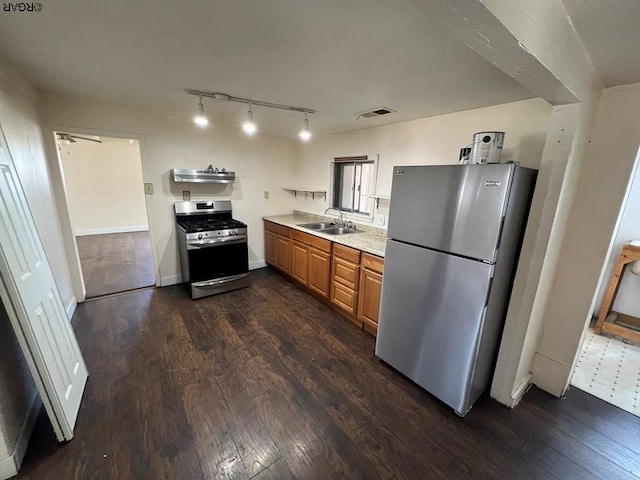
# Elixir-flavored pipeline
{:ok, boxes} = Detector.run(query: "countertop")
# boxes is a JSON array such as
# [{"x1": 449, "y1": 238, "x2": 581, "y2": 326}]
[{"x1": 263, "y1": 213, "x2": 387, "y2": 257}]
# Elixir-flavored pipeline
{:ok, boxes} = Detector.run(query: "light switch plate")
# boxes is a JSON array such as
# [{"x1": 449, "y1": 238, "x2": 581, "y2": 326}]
[
  {"x1": 182, "y1": 190, "x2": 191, "y2": 201},
  {"x1": 144, "y1": 183, "x2": 153, "y2": 195},
  {"x1": 264, "y1": 191, "x2": 269, "y2": 200}
]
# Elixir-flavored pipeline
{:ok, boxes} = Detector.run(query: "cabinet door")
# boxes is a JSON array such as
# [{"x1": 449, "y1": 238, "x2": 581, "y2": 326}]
[
  {"x1": 308, "y1": 247, "x2": 331, "y2": 297},
  {"x1": 291, "y1": 240, "x2": 309, "y2": 285},
  {"x1": 275, "y1": 234, "x2": 290, "y2": 273},
  {"x1": 358, "y1": 269, "x2": 383, "y2": 336},
  {"x1": 265, "y1": 230, "x2": 276, "y2": 265}
]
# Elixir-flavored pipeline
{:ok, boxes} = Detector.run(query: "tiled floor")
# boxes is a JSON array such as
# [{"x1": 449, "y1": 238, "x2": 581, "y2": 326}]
[{"x1": 571, "y1": 328, "x2": 640, "y2": 416}]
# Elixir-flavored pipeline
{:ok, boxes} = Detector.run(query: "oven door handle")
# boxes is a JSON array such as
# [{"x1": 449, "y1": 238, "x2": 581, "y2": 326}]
[
  {"x1": 187, "y1": 234, "x2": 247, "y2": 248},
  {"x1": 192, "y1": 273, "x2": 249, "y2": 288}
]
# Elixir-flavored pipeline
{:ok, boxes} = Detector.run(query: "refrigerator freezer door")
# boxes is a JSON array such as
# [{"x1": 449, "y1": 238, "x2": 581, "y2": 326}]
[
  {"x1": 376, "y1": 239, "x2": 494, "y2": 415},
  {"x1": 388, "y1": 164, "x2": 514, "y2": 263}
]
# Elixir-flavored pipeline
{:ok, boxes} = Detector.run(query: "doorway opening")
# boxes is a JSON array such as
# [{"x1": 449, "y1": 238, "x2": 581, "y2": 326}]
[
  {"x1": 570, "y1": 147, "x2": 640, "y2": 417},
  {"x1": 54, "y1": 132, "x2": 155, "y2": 298}
]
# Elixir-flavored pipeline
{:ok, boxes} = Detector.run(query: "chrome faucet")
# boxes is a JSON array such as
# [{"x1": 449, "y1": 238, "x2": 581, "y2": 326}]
[{"x1": 324, "y1": 207, "x2": 344, "y2": 226}]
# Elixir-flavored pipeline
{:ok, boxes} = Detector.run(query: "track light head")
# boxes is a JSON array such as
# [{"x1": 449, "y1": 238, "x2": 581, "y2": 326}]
[
  {"x1": 242, "y1": 105, "x2": 257, "y2": 135},
  {"x1": 193, "y1": 97, "x2": 209, "y2": 127},
  {"x1": 299, "y1": 114, "x2": 311, "y2": 141}
]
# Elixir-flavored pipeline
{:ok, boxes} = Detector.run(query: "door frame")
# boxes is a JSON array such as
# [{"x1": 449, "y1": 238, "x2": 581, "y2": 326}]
[
  {"x1": 41, "y1": 124, "x2": 159, "y2": 303},
  {"x1": 569, "y1": 145, "x2": 640, "y2": 382}
]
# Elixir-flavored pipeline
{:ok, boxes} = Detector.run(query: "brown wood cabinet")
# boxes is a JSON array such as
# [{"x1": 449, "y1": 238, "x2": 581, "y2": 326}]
[
  {"x1": 358, "y1": 253, "x2": 384, "y2": 335},
  {"x1": 263, "y1": 220, "x2": 384, "y2": 336},
  {"x1": 265, "y1": 220, "x2": 292, "y2": 274},
  {"x1": 291, "y1": 230, "x2": 331, "y2": 298},
  {"x1": 291, "y1": 240, "x2": 309, "y2": 285},
  {"x1": 264, "y1": 230, "x2": 276, "y2": 265},
  {"x1": 331, "y1": 244, "x2": 361, "y2": 322},
  {"x1": 274, "y1": 234, "x2": 290, "y2": 273},
  {"x1": 308, "y1": 247, "x2": 331, "y2": 297}
]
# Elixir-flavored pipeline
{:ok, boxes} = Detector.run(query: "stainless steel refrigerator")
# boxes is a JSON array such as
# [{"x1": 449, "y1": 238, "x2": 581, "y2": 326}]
[{"x1": 375, "y1": 163, "x2": 536, "y2": 416}]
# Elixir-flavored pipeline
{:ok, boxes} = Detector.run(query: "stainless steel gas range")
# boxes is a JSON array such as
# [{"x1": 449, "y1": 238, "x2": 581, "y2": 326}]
[{"x1": 174, "y1": 201, "x2": 249, "y2": 299}]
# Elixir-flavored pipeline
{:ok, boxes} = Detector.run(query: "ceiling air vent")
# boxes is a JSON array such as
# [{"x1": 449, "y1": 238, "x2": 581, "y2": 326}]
[{"x1": 356, "y1": 107, "x2": 397, "y2": 119}]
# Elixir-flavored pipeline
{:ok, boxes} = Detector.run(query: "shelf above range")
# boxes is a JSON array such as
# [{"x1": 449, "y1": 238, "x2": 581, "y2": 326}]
[{"x1": 172, "y1": 168, "x2": 235, "y2": 184}]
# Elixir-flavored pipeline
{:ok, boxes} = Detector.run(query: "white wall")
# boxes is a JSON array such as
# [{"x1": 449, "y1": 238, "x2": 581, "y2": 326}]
[
  {"x1": 292, "y1": 98, "x2": 552, "y2": 224},
  {"x1": 61, "y1": 139, "x2": 149, "y2": 235},
  {"x1": 0, "y1": 57, "x2": 67, "y2": 476},
  {"x1": 593, "y1": 163, "x2": 640, "y2": 317},
  {"x1": 531, "y1": 83, "x2": 640, "y2": 395},
  {"x1": 40, "y1": 93, "x2": 298, "y2": 288},
  {"x1": 0, "y1": 60, "x2": 75, "y2": 311}
]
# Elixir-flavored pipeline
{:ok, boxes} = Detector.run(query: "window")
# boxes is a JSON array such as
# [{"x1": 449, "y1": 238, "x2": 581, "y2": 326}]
[{"x1": 332, "y1": 155, "x2": 377, "y2": 219}]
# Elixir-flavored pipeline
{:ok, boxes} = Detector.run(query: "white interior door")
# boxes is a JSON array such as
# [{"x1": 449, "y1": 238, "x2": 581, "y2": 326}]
[{"x1": 0, "y1": 126, "x2": 88, "y2": 441}]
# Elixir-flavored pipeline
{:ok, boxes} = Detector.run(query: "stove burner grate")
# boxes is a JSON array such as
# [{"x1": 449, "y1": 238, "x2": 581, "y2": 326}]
[{"x1": 178, "y1": 218, "x2": 246, "y2": 233}]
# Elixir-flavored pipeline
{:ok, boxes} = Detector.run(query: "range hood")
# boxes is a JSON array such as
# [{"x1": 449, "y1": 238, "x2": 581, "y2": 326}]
[{"x1": 172, "y1": 167, "x2": 235, "y2": 184}]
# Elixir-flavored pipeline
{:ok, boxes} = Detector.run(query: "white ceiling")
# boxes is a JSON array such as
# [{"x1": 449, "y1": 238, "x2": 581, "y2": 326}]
[
  {"x1": 561, "y1": 0, "x2": 640, "y2": 87},
  {"x1": 2, "y1": 1, "x2": 639, "y2": 138},
  {"x1": 0, "y1": 1, "x2": 538, "y2": 138}
]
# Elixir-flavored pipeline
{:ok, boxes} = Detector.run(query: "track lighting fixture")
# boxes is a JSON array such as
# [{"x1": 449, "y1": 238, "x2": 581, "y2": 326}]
[
  {"x1": 299, "y1": 113, "x2": 311, "y2": 141},
  {"x1": 193, "y1": 96, "x2": 209, "y2": 127},
  {"x1": 186, "y1": 89, "x2": 315, "y2": 139},
  {"x1": 242, "y1": 104, "x2": 257, "y2": 135}
]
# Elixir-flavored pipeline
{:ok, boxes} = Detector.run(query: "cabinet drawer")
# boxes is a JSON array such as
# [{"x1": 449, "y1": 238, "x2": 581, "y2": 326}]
[
  {"x1": 333, "y1": 256, "x2": 359, "y2": 289},
  {"x1": 291, "y1": 229, "x2": 331, "y2": 253},
  {"x1": 291, "y1": 229, "x2": 312, "y2": 244},
  {"x1": 361, "y1": 252, "x2": 384, "y2": 274},
  {"x1": 264, "y1": 220, "x2": 290, "y2": 237},
  {"x1": 333, "y1": 243, "x2": 361, "y2": 264},
  {"x1": 307, "y1": 234, "x2": 331, "y2": 253},
  {"x1": 332, "y1": 281, "x2": 357, "y2": 315}
]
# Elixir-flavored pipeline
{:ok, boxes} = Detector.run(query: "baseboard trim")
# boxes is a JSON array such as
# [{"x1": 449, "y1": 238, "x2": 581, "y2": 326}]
[
  {"x1": 510, "y1": 373, "x2": 533, "y2": 407},
  {"x1": 249, "y1": 260, "x2": 267, "y2": 270},
  {"x1": 0, "y1": 456, "x2": 17, "y2": 480},
  {"x1": 0, "y1": 395, "x2": 41, "y2": 480},
  {"x1": 65, "y1": 296, "x2": 77, "y2": 321},
  {"x1": 160, "y1": 274, "x2": 182, "y2": 287},
  {"x1": 75, "y1": 225, "x2": 149, "y2": 236}
]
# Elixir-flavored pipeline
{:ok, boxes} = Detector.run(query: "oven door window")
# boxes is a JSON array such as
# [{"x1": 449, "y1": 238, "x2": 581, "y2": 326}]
[{"x1": 188, "y1": 242, "x2": 248, "y2": 282}]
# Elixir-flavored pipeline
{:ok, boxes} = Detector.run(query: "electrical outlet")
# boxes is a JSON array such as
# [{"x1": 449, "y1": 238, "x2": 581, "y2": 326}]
[
  {"x1": 183, "y1": 190, "x2": 191, "y2": 201},
  {"x1": 264, "y1": 191, "x2": 269, "y2": 200},
  {"x1": 144, "y1": 183, "x2": 153, "y2": 195},
  {"x1": 375, "y1": 214, "x2": 386, "y2": 226}
]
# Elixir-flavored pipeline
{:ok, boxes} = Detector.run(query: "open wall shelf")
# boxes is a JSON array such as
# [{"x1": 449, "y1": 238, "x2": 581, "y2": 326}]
[
  {"x1": 283, "y1": 187, "x2": 327, "y2": 200},
  {"x1": 367, "y1": 194, "x2": 391, "y2": 208}
]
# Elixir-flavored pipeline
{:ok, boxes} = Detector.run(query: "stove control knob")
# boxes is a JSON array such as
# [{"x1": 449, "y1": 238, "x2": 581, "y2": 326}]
[
  {"x1": 197, "y1": 233, "x2": 203, "y2": 240},
  {"x1": 234, "y1": 229, "x2": 239, "y2": 235}
]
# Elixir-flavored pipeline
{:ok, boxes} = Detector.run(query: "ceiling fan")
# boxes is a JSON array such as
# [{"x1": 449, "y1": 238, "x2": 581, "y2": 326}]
[{"x1": 56, "y1": 133, "x2": 103, "y2": 145}]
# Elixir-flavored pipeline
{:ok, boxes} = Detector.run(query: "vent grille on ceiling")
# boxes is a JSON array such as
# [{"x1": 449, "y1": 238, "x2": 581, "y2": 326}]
[{"x1": 356, "y1": 107, "x2": 396, "y2": 118}]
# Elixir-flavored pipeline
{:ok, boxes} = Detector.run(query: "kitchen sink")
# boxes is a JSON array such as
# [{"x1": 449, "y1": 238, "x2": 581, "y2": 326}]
[
  {"x1": 318, "y1": 227, "x2": 358, "y2": 235},
  {"x1": 296, "y1": 222, "x2": 336, "y2": 230}
]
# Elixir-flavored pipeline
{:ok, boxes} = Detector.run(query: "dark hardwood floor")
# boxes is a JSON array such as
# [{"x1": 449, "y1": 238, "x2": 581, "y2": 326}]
[
  {"x1": 17, "y1": 268, "x2": 640, "y2": 479},
  {"x1": 76, "y1": 231, "x2": 155, "y2": 298}
]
